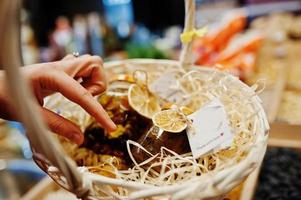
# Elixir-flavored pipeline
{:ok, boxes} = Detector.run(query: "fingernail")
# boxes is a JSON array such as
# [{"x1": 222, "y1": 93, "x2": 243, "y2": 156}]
[
  {"x1": 106, "y1": 118, "x2": 117, "y2": 132},
  {"x1": 72, "y1": 133, "x2": 84, "y2": 145},
  {"x1": 103, "y1": 112, "x2": 117, "y2": 131},
  {"x1": 109, "y1": 121, "x2": 117, "y2": 131}
]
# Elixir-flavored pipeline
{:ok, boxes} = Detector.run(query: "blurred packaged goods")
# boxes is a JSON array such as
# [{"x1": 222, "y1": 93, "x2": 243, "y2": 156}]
[
  {"x1": 195, "y1": 10, "x2": 247, "y2": 57},
  {"x1": 192, "y1": 9, "x2": 301, "y2": 137},
  {"x1": 49, "y1": 17, "x2": 75, "y2": 60},
  {"x1": 21, "y1": 10, "x2": 39, "y2": 65},
  {"x1": 21, "y1": 0, "x2": 188, "y2": 63},
  {"x1": 246, "y1": 13, "x2": 301, "y2": 124},
  {"x1": 193, "y1": 10, "x2": 263, "y2": 80},
  {"x1": 88, "y1": 13, "x2": 105, "y2": 56},
  {"x1": 248, "y1": 13, "x2": 293, "y2": 85},
  {"x1": 38, "y1": 13, "x2": 110, "y2": 62},
  {"x1": 31, "y1": 13, "x2": 174, "y2": 62}
]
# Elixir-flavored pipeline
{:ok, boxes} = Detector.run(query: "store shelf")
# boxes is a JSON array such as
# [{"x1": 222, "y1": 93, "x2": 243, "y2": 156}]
[{"x1": 268, "y1": 123, "x2": 301, "y2": 149}]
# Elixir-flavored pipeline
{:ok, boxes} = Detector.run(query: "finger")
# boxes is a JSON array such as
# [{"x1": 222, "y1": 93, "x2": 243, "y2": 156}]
[
  {"x1": 41, "y1": 107, "x2": 84, "y2": 145},
  {"x1": 72, "y1": 55, "x2": 105, "y2": 81},
  {"x1": 58, "y1": 55, "x2": 107, "y2": 95},
  {"x1": 50, "y1": 71, "x2": 116, "y2": 132},
  {"x1": 58, "y1": 54, "x2": 94, "y2": 75},
  {"x1": 80, "y1": 66, "x2": 107, "y2": 95},
  {"x1": 76, "y1": 56, "x2": 106, "y2": 95}
]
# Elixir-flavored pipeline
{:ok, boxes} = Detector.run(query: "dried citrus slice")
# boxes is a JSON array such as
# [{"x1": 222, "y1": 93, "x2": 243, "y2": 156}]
[
  {"x1": 152, "y1": 109, "x2": 187, "y2": 133},
  {"x1": 128, "y1": 84, "x2": 161, "y2": 119}
]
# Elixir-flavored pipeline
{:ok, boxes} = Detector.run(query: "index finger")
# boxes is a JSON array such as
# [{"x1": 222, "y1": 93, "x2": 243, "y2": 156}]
[{"x1": 50, "y1": 70, "x2": 116, "y2": 132}]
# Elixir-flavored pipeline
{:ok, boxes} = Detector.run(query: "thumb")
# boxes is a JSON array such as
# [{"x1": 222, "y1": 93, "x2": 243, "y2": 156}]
[{"x1": 40, "y1": 107, "x2": 84, "y2": 145}]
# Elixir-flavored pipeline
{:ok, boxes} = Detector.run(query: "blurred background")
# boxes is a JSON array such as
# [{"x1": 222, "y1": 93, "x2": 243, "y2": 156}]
[{"x1": 1, "y1": 0, "x2": 301, "y2": 199}]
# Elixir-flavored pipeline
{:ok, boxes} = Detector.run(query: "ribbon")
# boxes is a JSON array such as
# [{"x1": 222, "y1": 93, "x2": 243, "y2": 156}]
[{"x1": 180, "y1": 27, "x2": 208, "y2": 43}]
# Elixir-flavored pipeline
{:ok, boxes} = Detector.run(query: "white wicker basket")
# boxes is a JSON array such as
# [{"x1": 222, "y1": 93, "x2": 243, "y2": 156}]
[{"x1": 37, "y1": 59, "x2": 269, "y2": 200}]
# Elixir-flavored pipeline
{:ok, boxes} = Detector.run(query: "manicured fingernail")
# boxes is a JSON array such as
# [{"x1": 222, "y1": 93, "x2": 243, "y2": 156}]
[
  {"x1": 103, "y1": 112, "x2": 117, "y2": 131},
  {"x1": 72, "y1": 133, "x2": 84, "y2": 145},
  {"x1": 109, "y1": 121, "x2": 117, "y2": 131},
  {"x1": 112, "y1": 123, "x2": 117, "y2": 130}
]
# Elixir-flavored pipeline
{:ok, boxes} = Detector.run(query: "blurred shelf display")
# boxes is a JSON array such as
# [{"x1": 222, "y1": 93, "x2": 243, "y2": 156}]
[
  {"x1": 193, "y1": 10, "x2": 259, "y2": 80},
  {"x1": 21, "y1": 0, "x2": 301, "y2": 64},
  {"x1": 244, "y1": 13, "x2": 301, "y2": 148},
  {"x1": 190, "y1": 9, "x2": 301, "y2": 149},
  {"x1": 102, "y1": 0, "x2": 134, "y2": 38}
]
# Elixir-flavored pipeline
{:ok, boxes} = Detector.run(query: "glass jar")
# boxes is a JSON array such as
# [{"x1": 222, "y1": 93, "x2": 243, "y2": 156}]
[{"x1": 131, "y1": 126, "x2": 191, "y2": 167}]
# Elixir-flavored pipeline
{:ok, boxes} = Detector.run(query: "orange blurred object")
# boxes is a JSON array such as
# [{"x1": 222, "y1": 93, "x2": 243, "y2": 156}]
[
  {"x1": 194, "y1": 11, "x2": 247, "y2": 65},
  {"x1": 193, "y1": 11, "x2": 263, "y2": 79},
  {"x1": 216, "y1": 30, "x2": 263, "y2": 63}
]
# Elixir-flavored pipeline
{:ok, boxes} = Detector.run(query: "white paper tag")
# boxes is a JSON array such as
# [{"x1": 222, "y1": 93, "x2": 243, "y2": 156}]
[
  {"x1": 149, "y1": 71, "x2": 185, "y2": 103},
  {"x1": 186, "y1": 99, "x2": 233, "y2": 159}
]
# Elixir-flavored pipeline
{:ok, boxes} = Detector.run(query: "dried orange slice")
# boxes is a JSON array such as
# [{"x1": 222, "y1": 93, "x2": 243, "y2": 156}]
[
  {"x1": 128, "y1": 84, "x2": 161, "y2": 119},
  {"x1": 152, "y1": 109, "x2": 187, "y2": 133}
]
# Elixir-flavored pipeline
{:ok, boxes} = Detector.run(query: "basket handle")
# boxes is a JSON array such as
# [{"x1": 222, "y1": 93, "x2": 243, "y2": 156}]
[
  {"x1": 179, "y1": 0, "x2": 196, "y2": 70},
  {"x1": 0, "y1": 0, "x2": 87, "y2": 198}
]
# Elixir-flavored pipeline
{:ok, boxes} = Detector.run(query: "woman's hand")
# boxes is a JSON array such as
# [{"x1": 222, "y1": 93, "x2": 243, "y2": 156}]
[{"x1": 0, "y1": 54, "x2": 116, "y2": 145}]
